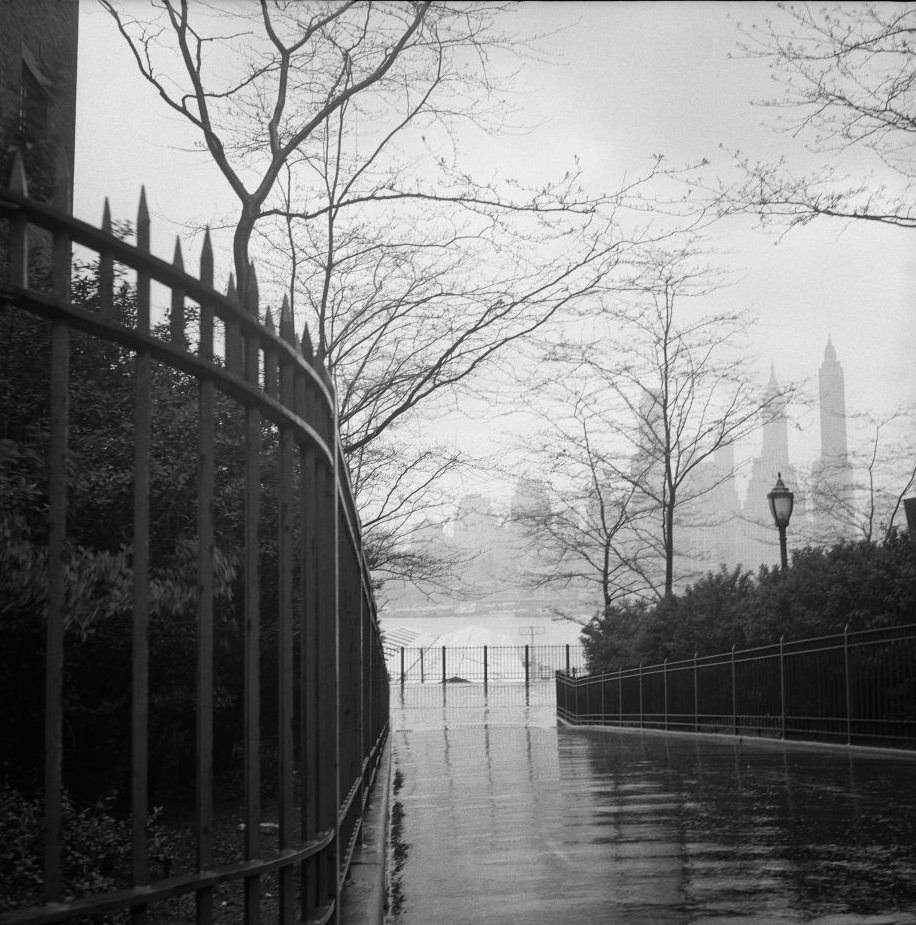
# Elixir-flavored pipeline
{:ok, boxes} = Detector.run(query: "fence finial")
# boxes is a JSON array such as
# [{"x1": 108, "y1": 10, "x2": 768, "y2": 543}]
[
  {"x1": 137, "y1": 186, "x2": 150, "y2": 252},
  {"x1": 246, "y1": 262, "x2": 259, "y2": 317},
  {"x1": 300, "y1": 322, "x2": 314, "y2": 360},
  {"x1": 200, "y1": 228, "x2": 214, "y2": 287},
  {"x1": 100, "y1": 199, "x2": 115, "y2": 319},
  {"x1": 171, "y1": 236, "x2": 187, "y2": 346},
  {"x1": 8, "y1": 148, "x2": 28, "y2": 195},
  {"x1": 279, "y1": 294, "x2": 294, "y2": 345},
  {"x1": 264, "y1": 307, "x2": 278, "y2": 396},
  {"x1": 224, "y1": 273, "x2": 240, "y2": 372},
  {"x1": 53, "y1": 147, "x2": 72, "y2": 212}
]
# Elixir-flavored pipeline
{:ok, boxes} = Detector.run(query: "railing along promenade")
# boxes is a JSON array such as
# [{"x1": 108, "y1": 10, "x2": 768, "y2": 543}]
[
  {"x1": 387, "y1": 643, "x2": 585, "y2": 684},
  {"x1": 557, "y1": 623, "x2": 916, "y2": 750},
  {"x1": 0, "y1": 156, "x2": 388, "y2": 925}
]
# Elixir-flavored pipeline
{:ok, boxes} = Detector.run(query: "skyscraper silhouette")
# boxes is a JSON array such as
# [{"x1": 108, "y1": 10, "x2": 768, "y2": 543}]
[
  {"x1": 819, "y1": 336, "x2": 850, "y2": 466},
  {"x1": 813, "y1": 337, "x2": 853, "y2": 540}
]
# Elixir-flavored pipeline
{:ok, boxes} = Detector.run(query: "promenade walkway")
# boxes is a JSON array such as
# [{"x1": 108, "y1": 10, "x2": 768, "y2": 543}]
[{"x1": 388, "y1": 682, "x2": 916, "y2": 924}]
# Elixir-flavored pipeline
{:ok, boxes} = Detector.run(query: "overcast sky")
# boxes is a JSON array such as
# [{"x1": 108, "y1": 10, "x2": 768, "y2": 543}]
[{"x1": 73, "y1": 1, "x2": 915, "y2": 503}]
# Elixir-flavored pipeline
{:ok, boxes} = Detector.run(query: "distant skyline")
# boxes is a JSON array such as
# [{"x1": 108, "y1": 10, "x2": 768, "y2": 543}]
[{"x1": 73, "y1": 2, "x2": 914, "y2": 508}]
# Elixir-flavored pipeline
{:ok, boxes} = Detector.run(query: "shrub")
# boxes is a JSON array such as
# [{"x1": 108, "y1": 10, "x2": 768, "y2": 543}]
[
  {"x1": 0, "y1": 786, "x2": 174, "y2": 915},
  {"x1": 582, "y1": 531, "x2": 916, "y2": 674}
]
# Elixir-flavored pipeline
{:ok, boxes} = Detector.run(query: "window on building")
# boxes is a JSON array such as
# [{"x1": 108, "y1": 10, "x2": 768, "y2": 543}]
[{"x1": 18, "y1": 59, "x2": 48, "y2": 140}]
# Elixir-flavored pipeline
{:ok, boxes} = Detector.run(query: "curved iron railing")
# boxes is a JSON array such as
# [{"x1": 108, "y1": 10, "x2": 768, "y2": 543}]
[{"x1": 0, "y1": 156, "x2": 388, "y2": 925}]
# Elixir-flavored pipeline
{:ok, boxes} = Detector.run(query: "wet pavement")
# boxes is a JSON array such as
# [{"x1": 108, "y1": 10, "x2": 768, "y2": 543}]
[{"x1": 389, "y1": 682, "x2": 916, "y2": 924}]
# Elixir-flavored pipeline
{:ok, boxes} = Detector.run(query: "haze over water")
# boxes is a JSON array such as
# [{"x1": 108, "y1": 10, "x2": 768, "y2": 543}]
[{"x1": 390, "y1": 683, "x2": 916, "y2": 924}]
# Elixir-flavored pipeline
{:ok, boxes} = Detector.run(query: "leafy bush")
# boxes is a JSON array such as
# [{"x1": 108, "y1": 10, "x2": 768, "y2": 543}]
[
  {"x1": 0, "y1": 787, "x2": 174, "y2": 914},
  {"x1": 582, "y1": 531, "x2": 916, "y2": 673}
]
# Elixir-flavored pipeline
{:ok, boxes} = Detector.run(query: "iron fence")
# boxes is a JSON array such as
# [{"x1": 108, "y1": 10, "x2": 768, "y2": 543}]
[
  {"x1": 0, "y1": 158, "x2": 388, "y2": 924},
  {"x1": 387, "y1": 644, "x2": 585, "y2": 684},
  {"x1": 557, "y1": 623, "x2": 916, "y2": 750}
]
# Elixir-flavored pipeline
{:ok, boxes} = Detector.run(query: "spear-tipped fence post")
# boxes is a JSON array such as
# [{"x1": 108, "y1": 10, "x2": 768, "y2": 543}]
[
  {"x1": 731, "y1": 644, "x2": 737, "y2": 736},
  {"x1": 199, "y1": 228, "x2": 213, "y2": 287},
  {"x1": 618, "y1": 666, "x2": 623, "y2": 727},
  {"x1": 639, "y1": 663, "x2": 644, "y2": 728},
  {"x1": 225, "y1": 274, "x2": 240, "y2": 373},
  {"x1": 300, "y1": 322, "x2": 314, "y2": 362},
  {"x1": 132, "y1": 184, "x2": 152, "y2": 898},
  {"x1": 779, "y1": 636, "x2": 786, "y2": 740},
  {"x1": 196, "y1": 226, "x2": 216, "y2": 917},
  {"x1": 264, "y1": 308, "x2": 278, "y2": 398},
  {"x1": 8, "y1": 149, "x2": 29, "y2": 286},
  {"x1": 170, "y1": 236, "x2": 186, "y2": 346},
  {"x1": 244, "y1": 263, "x2": 259, "y2": 383},
  {"x1": 663, "y1": 657, "x2": 669, "y2": 731},
  {"x1": 844, "y1": 624, "x2": 852, "y2": 746},
  {"x1": 52, "y1": 146, "x2": 72, "y2": 213},
  {"x1": 199, "y1": 229, "x2": 214, "y2": 362},
  {"x1": 246, "y1": 261, "x2": 259, "y2": 317},
  {"x1": 99, "y1": 199, "x2": 114, "y2": 319}
]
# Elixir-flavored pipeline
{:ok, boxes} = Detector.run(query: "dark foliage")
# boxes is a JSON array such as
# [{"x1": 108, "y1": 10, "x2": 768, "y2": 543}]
[
  {"x1": 582, "y1": 533, "x2": 916, "y2": 673},
  {"x1": 0, "y1": 785, "x2": 177, "y2": 914},
  {"x1": 0, "y1": 267, "x2": 255, "y2": 803}
]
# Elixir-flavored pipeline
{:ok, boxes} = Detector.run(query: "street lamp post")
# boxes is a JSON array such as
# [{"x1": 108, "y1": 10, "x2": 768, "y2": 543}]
[{"x1": 767, "y1": 472, "x2": 794, "y2": 572}]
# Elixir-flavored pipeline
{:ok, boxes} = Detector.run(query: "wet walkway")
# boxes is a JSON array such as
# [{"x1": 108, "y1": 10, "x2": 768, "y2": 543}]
[{"x1": 389, "y1": 682, "x2": 916, "y2": 924}]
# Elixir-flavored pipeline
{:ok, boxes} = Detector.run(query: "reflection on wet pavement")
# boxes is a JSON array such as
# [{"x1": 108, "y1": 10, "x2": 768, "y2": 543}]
[{"x1": 390, "y1": 682, "x2": 916, "y2": 924}]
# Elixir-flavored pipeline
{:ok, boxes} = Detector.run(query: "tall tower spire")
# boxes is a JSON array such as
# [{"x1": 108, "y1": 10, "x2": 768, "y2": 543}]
[
  {"x1": 814, "y1": 337, "x2": 853, "y2": 543},
  {"x1": 761, "y1": 365, "x2": 789, "y2": 470},
  {"x1": 819, "y1": 336, "x2": 848, "y2": 465}
]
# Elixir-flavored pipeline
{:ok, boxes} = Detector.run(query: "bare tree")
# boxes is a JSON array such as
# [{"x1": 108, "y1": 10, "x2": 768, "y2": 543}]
[
  {"x1": 802, "y1": 406, "x2": 916, "y2": 545},
  {"x1": 100, "y1": 0, "x2": 672, "y2": 584},
  {"x1": 348, "y1": 439, "x2": 467, "y2": 591},
  {"x1": 718, "y1": 3, "x2": 916, "y2": 229},
  {"x1": 529, "y1": 247, "x2": 794, "y2": 599},
  {"x1": 516, "y1": 398, "x2": 655, "y2": 623}
]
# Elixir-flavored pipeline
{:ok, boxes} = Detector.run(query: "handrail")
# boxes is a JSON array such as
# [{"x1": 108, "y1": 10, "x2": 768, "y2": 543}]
[
  {"x1": 0, "y1": 188, "x2": 334, "y2": 411},
  {"x1": 557, "y1": 622, "x2": 916, "y2": 750},
  {"x1": 564, "y1": 622, "x2": 916, "y2": 685}
]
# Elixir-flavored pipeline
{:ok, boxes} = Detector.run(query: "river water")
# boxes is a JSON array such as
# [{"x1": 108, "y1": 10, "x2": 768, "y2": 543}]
[{"x1": 389, "y1": 682, "x2": 916, "y2": 924}]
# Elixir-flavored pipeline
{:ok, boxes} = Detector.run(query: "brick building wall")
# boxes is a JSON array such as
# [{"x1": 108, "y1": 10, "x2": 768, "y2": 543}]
[{"x1": 0, "y1": 0, "x2": 79, "y2": 209}]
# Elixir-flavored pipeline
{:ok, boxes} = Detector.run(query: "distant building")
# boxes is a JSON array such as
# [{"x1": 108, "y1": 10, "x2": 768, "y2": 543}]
[
  {"x1": 384, "y1": 477, "x2": 588, "y2": 619},
  {"x1": 509, "y1": 476, "x2": 550, "y2": 521},
  {"x1": 734, "y1": 365, "x2": 801, "y2": 571},
  {"x1": 676, "y1": 443, "x2": 742, "y2": 580},
  {"x1": 819, "y1": 336, "x2": 849, "y2": 463},
  {"x1": 386, "y1": 342, "x2": 852, "y2": 612},
  {"x1": 679, "y1": 341, "x2": 853, "y2": 576},
  {"x1": 0, "y1": 0, "x2": 79, "y2": 209},
  {"x1": 810, "y1": 336, "x2": 854, "y2": 542}
]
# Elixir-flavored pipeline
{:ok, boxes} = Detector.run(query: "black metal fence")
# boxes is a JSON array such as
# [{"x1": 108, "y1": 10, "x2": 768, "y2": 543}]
[
  {"x1": 557, "y1": 623, "x2": 916, "y2": 750},
  {"x1": 1, "y1": 158, "x2": 388, "y2": 924},
  {"x1": 388, "y1": 644, "x2": 585, "y2": 684}
]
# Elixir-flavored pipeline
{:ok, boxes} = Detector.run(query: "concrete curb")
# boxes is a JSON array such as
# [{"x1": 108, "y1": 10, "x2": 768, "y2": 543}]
[
  {"x1": 559, "y1": 719, "x2": 916, "y2": 761},
  {"x1": 339, "y1": 736, "x2": 392, "y2": 925}
]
